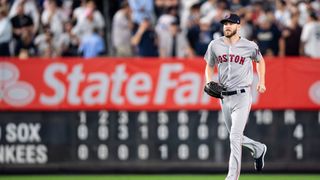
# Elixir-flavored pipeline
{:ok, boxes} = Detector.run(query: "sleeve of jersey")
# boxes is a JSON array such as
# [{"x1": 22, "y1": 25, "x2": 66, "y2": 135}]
[
  {"x1": 204, "y1": 41, "x2": 216, "y2": 67},
  {"x1": 251, "y1": 42, "x2": 263, "y2": 62}
]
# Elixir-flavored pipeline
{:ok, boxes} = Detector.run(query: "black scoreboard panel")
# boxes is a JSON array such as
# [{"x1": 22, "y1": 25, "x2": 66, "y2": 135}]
[{"x1": 0, "y1": 110, "x2": 319, "y2": 173}]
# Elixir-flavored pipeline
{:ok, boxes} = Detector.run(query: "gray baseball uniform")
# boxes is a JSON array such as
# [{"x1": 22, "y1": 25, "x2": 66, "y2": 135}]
[{"x1": 204, "y1": 37, "x2": 265, "y2": 180}]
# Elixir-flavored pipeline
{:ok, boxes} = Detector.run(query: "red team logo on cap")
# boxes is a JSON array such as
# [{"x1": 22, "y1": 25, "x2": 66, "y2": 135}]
[{"x1": 0, "y1": 62, "x2": 35, "y2": 107}]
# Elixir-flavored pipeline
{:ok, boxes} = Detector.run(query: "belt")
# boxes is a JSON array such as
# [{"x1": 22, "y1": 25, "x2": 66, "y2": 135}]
[{"x1": 222, "y1": 89, "x2": 246, "y2": 96}]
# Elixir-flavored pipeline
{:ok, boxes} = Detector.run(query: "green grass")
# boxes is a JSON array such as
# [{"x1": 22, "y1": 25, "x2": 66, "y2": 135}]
[{"x1": 0, "y1": 175, "x2": 319, "y2": 180}]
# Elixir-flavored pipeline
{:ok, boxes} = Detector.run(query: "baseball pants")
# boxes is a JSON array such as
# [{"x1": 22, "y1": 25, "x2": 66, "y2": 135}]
[{"x1": 220, "y1": 88, "x2": 264, "y2": 180}]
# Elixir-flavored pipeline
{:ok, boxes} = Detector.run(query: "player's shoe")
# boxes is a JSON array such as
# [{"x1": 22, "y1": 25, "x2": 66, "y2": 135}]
[{"x1": 254, "y1": 144, "x2": 267, "y2": 172}]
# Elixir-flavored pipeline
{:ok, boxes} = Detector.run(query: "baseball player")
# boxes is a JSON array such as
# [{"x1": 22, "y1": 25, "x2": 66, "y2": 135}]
[{"x1": 204, "y1": 13, "x2": 267, "y2": 180}]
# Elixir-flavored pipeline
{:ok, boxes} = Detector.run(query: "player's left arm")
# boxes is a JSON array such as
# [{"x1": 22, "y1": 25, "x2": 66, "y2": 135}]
[{"x1": 255, "y1": 57, "x2": 266, "y2": 93}]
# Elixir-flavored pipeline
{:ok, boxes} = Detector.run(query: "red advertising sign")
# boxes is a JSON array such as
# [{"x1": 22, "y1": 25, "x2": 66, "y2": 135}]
[{"x1": 1, "y1": 57, "x2": 320, "y2": 110}]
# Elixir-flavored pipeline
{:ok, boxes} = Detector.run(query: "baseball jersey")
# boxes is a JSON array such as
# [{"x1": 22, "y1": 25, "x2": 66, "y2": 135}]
[{"x1": 204, "y1": 37, "x2": 262, "y2": 91}]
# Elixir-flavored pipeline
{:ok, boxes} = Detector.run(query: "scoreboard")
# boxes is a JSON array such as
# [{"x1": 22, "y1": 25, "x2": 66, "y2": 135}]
[{"x1": 0, "y1": 110, "x2": 320, "y2": 173}]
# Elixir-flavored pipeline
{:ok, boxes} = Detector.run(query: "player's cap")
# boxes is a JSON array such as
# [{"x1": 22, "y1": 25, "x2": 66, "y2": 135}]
[{"x1": 220, "y1": 13, "x2": 241, "y2": 24}]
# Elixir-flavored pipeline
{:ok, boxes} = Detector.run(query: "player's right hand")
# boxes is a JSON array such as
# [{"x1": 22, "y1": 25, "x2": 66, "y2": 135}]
[{"x1": 257, "y1": 84, "x2": 266, "y2": 93}]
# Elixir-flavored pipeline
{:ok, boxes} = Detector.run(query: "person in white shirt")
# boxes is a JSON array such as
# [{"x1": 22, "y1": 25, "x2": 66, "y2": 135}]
[
  {"x1": 72, "y1": 0, "x2": 105, "y2": 39},
  {"x1": 41, "y1": 0, "x2": 68, "y2": 36},
  {"x1": 158, "y1": 18, "x2": 194, "y2": 58},
  {"x1": 0, "y1": 6, "x2": 12, "y2": 56},
  {"x1": 200, "y1": 0, "x2": 217, "y2": 18},
  {"x1": 72, "y1": 0, "x2": 87, "y2": 22},
  {"x1": 58, "y1": 21, "x2": 80, "y2": 57},
  {"x1": 111, "y1": 1, "x2": 133, "y2": 57},
  {"x1": 34, "y1": 25, "x2": 59, "y2": 57},
  {"x1": 300, "y1": 12, "x2": 320, "y2": 58},
  {"x1": 274, "y1": 0, "x2": 291, "y2": 29}
]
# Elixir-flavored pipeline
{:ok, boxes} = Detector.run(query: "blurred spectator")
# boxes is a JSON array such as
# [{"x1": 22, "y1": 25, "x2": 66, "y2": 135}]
[
  {"x1": 72, "y1": 0, "x2": 87, "y2": 23},
  {"x1": 0, "y1": 0, "x2": 317, "y2": 59},
  {"x1": 163, "y1": 5, "x2": 180, "y2": 23},
  {"x1": 187, "y1": 16, "x2": 214, "y2": 56},
  {"x1": 156, "y1": 9, "x2": 176, "y2": 33},
  {"x1": 9, "y1": 0, "x2": 40, "y2": 34},
  {"x1": 111, "y1": 0, "x2": 133, "y2": 57},
  {"x1": 279, "y1": 11, "x2": 302, "y2": 56},
  {"x1": 297, "y1": 0, "x2": 316, "y2": 26},
  {"x1": 209, "y1": 0, "x2": 231, "y2": 39},
  {"x1": 311, "y1": 0, "x2": 320, "y2": 13},
  {"x1": 186, "y1": 2, "x2": 201, "y2": 29},
  {"x1": 131, "y1": 18, "x2": 158, "y2": 57},
  {"x1": 238, "y1": 13, "x2": 253, "y2": 40},
  {"x1": 10, "y1": 1, "x2": 34, "y2": 39},
  {"x1": 154, "y1": 0, "x2": 165, "y2": 18},
  {"x1": 41, "y1": 0, "x2": 68, "y2": 36},
  {"x1": 72, "y1": 0, "x2": 105, "y2": 38},
  {"x1": 154, "y1": 0, "x2": 179, "y2": 19},
  {"x1": 251, "y1": 1, "x2": 264, "y2": 26},
  {"x1": 229, "y1": 0, "x2": 244, "y2": 12},
  {"x1": 158, "y1": 19, "x2": 194, "y2": 58},
  {"x1": 200, "y1": 0, "x2": 217, "y2": 17},
  {"x1": 128, "y1": 0, "x2": 154, "y2": 29},
  {"x1": 0, "y1": 6, "x2": 12, "y2": 56},
  {"x1": 215, "y1": 1, "x2": 230, "y2": 20},
  {"x1": 253, "y1": 14, "x2": 281, "y2": 56},
  {"x1": 58, "y1": 20, "x2": 79, "y2": 57},
  {"x1": 274, "y1": 0, "x2": 291, "y2": 29},
  {"x1": 34, "y1": 25, "x2": 58, "y2": 57},
  {"x1": 61, "y1": 0, "x2": 73, "y2": 18},
  {"x1": 0, "y1": 0, "x2": 10, "y2": 14},
  {"x1": 155, "y1": 6, "x2": 179, "y2": 42},
  {"x1": 78, "y1": 28, "x2": 105, "y2": 58},
  {"x1": 14, "y1": 27, "x2": 37, "y2": 58},
  {"x1": 180, "y1": 0, "x2": 199, "y2": 29},
  {"x1": 300, "y1": 11, "x2": 320, "y2": 58}
]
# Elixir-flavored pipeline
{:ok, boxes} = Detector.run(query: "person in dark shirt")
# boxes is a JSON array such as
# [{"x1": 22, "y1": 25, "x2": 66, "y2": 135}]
[
  {"x1": 253, "y1": 15, "x2": 281, "y2": 56},
  {"x1": 10, "y1": 1, "x2": 34, "y2": 38},
  {"x1": 279, "y1": 11, "x2": 302, "y2": 56},
  {"x1": 14, "y1": 28, "x2": 37, "y2": 58},
  {"x1": 131, "y1": 18, "x2": 158, "y2": 57},
  {"x1": 10, "y1": 1, "x2": 37, "y2": 58},
  {"x1": 187, "y1": 17, "x2": 215, "y2": 56}
]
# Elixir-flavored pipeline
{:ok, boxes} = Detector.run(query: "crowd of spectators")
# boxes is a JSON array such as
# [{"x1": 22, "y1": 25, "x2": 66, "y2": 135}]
[
  {"x1": 0, "y1": 0, "x2": 105, "y2": 59},
  {"x1": 111, "y1": 0, "x2": 320, "y2": 58},
  {"x1": 0, "y1": 0, "x2": 319, "y2": 59}
]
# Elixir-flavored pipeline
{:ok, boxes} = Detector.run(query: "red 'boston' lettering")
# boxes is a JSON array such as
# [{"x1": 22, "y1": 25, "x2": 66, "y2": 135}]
[
  {"x1": 218, "y1": 56, "x2": 223, "y2": 63},
  {"x1": 222, "y1": 54, "x2": 227, "y2": 62},
  {"x1": 239, "y1": 57, "x2": 245, "y2": 65},
  {"x1": 234, "y1": 55, "x2": 239, "y2": 63},
  {"x1": 230, "y1": 54, "x2": 234, "y2": 62},
  {"x1": 217, "y1": 54, "x2": 245, "y2": 65}
]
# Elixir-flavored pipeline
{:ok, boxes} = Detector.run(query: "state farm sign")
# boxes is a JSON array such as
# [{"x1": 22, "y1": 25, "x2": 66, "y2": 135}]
[
  {"x1": 0, "y1": 57, "x2": 319, "y2": 110},
  {"x1": 39, "y1": 62, "x2": 210, "y2": 108},
  {"x1": 0, "y1": 59, "x2": 216, "y2": 110},
  {"x1": 0, "y1": 62, "x2": 35, "y2": 107}
]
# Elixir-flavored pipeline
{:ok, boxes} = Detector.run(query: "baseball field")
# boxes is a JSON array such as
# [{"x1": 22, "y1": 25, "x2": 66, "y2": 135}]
[{"x1": 1, "y1": 174, "x2": 320, "y2": 180}]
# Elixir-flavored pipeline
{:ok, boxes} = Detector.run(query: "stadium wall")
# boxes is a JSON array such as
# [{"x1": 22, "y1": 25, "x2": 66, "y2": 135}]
[{"x1": 0, "y1": 57, "x2": 319, "y2": 173}]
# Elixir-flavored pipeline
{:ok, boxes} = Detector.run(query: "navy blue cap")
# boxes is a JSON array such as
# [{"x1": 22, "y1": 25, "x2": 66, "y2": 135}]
[{"x1": 220, "y1": 13, "x2": 241, "y2": 24}]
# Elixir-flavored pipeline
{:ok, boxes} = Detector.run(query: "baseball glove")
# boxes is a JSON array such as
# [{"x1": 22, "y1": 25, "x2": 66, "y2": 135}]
[{"x1": 204, "y1": 81, "x2": 225, "y2": 99}]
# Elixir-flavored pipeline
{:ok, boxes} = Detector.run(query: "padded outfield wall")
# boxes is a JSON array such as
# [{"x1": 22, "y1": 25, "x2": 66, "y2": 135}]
[{"x1": 0, "y1": 57, "x2": 319, "y2": 173}]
